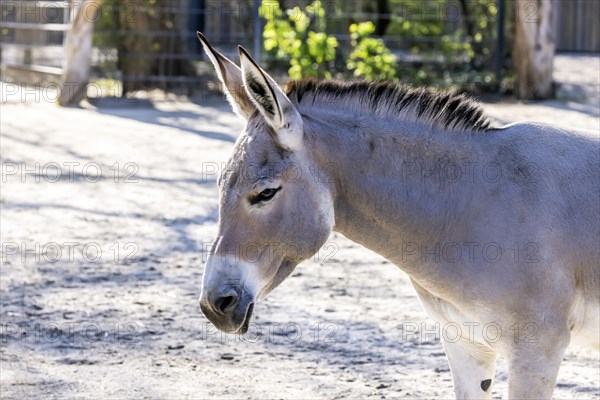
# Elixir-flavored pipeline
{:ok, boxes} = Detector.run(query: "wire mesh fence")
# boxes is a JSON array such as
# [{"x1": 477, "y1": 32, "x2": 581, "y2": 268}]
[{"x1": 1, "y1": 0, "x2": 596, "y2": 99}]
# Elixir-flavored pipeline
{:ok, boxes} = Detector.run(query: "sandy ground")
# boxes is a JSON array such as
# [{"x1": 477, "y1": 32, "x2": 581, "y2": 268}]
[{"x1": 1, "y1": 54, "x2": 599, "y2": 399}]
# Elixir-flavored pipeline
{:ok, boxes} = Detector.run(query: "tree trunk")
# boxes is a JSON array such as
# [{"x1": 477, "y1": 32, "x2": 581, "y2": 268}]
[
  {"x1": 458, "y1": 0, "x2": 475, "y2": 39},
  {"x1": 58, "y1": 0, "x2": 103, "y2": 106},
  {"x1": 374, "y1": 0, "x2": 391, "y2": 36},
  {"x1": 513, "y1": 0, "x2": 556, "y2": 99},
  {"x1": 120, "y1": 0, "x2": 153, "y2": 93}
]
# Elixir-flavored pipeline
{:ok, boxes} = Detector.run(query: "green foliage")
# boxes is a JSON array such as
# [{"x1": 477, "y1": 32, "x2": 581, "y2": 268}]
[
  {"x1": 262, "y1": 1, "x2": 399, "y2": 81},
  {"x1": 347, "y1": 22, "x2": 397, "y2": 81},
  {"x1": 379, "y1": 0, "x2": 502, "y2": 90},
  {"x1": 387, "y1": 0, "x2": 497, "y2": 63},
  {"x1": 261, "y1": 1, "x2": 338, "y2": 79}
]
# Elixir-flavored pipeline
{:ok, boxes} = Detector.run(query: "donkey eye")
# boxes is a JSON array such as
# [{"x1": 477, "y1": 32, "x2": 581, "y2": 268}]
[
  {"x1": 258, "y1": 187, "x2": 279, "y2": 200},
  {"x1": 251, "y1": 187, "x2": 281, "y2": 204}
]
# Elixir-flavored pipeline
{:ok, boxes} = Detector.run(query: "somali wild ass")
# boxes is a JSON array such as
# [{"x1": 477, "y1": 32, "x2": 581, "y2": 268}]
[{"x1": 196, "y1": 33, "x2": 600, "y2": 399}]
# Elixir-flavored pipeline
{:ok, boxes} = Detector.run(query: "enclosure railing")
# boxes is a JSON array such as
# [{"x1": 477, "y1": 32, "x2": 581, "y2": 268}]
[{"x1": 1, "y1": 0, "x2": 72, "y2": 84}]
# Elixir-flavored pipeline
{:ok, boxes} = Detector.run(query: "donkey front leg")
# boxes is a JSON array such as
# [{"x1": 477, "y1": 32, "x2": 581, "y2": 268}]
[
  {"x1": 443, "y1": 339, "x2": 497, "y2": 399},
  {"x1": 507, "y1": 330, "x2": 570, "y2": 399}
]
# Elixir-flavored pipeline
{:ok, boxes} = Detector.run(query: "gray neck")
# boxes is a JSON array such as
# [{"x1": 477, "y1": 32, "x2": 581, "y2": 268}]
[{"x1": 303, "y1": 111, "x2": 493, "y2": 284}]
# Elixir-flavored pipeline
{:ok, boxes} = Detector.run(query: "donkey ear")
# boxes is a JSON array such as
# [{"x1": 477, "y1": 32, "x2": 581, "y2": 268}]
[
  {"x1": 238, "y1": 46, "x2": 303, "y2": 151},
  {"x1": 197, "y1": 32, "x2": 255, "y2": 120}
]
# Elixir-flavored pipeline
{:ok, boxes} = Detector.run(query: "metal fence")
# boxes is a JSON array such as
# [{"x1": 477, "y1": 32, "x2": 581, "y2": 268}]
[
  {"x1": 91, "y1": 0, "x2": 262, "y2": 94},
  {"x1": 0, "y1": 0, "x2": 594, "y2": 98}
]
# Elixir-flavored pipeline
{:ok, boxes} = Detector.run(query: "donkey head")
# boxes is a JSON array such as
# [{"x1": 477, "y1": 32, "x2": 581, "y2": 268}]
[{"x1": 197, "y1": 33, "x2": 335, "y2": 333}]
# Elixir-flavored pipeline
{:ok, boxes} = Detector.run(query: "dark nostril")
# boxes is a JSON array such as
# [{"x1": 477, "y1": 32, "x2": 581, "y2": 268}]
[{"x1": 215, "y1": 295, "x2": 238, "y2": 314}]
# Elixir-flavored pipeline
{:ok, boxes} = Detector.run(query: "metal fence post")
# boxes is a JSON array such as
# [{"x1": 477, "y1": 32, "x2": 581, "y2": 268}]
[
  {"x1": 496, "y1": 0, "x2": 505, "y2": 93},
  {"x1": 253, "y1": 0, "x2": 262, "y2": 62}
]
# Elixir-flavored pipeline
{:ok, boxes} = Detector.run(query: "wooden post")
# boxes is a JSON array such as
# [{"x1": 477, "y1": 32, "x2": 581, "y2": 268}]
[
  {"x1": 513, "y1": 0, "x2": 556, "y2": 100},
  {"x1": 58, "y1": 0, "x2": 103, "y2": 105}
]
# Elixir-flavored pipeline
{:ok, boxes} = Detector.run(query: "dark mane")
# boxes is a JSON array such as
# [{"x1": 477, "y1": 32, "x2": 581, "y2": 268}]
[{"x1": 285, "y1": 79, "x2": 494, "y2": 132}]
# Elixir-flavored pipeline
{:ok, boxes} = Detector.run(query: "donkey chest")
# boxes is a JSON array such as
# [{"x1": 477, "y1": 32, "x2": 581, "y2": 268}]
[{"x1": 410, "y1": 279, "x2": 507, "y2": 349}]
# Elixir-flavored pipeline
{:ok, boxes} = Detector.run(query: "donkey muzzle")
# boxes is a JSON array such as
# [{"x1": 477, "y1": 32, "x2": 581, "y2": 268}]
[{"x1": 199, "y1": 286, "x2": 254, "y2": 334}]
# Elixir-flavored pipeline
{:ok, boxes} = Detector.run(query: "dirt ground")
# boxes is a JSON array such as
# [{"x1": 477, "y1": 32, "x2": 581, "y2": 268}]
[{"x1": 1, "y1": 54, "x2": 599, "y2": 399}]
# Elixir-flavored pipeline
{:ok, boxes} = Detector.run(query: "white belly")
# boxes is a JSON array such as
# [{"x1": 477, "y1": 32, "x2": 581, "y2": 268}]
[{"x1": 569, "y1": 296, "x2": 600, "y2": 350}]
